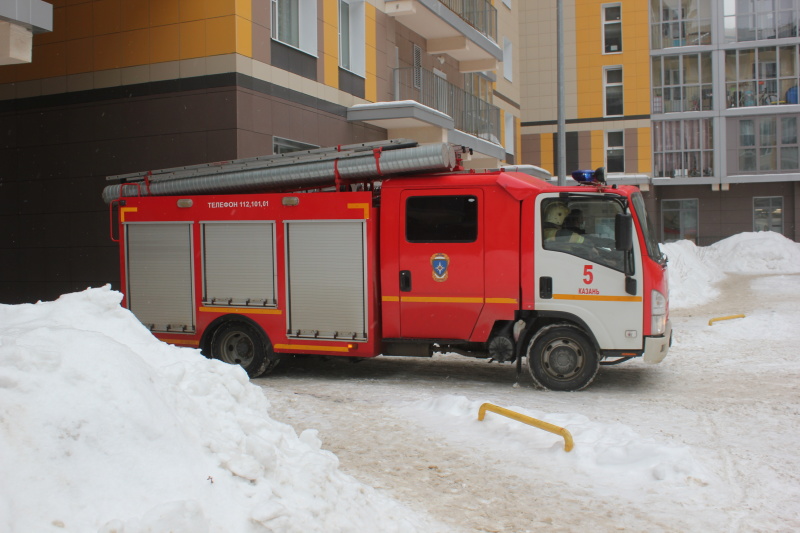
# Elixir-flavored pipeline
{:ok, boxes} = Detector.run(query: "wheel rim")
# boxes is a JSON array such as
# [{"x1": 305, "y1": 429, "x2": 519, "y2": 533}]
[
  {"x1": 541, "y1": 338, "x2": 585, "y2": 381},
  {"x1": 219, "y1": 330, "x2": 255, "y2": 367}
]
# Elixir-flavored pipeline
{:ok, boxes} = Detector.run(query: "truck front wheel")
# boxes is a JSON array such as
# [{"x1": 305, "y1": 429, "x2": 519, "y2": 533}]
[
  {"x1": 526, "y1": 324, "x2": 599, "y2": 391},
  {"x1": 210, "y1": 321, "x2": 279, "y2": 378}
]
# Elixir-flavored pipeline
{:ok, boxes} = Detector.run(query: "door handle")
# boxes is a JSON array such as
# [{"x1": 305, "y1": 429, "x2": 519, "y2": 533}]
[{"x1": 400, "y1": 270, "x2": 411, "y2": 292}]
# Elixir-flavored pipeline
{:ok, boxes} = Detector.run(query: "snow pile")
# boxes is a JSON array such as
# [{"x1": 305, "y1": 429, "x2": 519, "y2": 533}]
[
  {"x1": 702, "y1": 231, "x2": 800, "y2": 274},
  {"x1": 401, "y1": 395, "x2": 711, "y2": 491},
  {"x1": 662, "y1": 231, "x2": 800, "y2": 308},
  {"x1": 0, "y1": 288, "x2": 432, "y2": 533},
  {"x1": 660, "y1": 240, "x2": 724, "y2": 308}
]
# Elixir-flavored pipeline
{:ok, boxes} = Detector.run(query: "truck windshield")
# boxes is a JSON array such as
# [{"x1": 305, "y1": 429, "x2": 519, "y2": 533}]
[
  {"x1": 542, "y1": 195, "x2": 627, "y2": 272},
  {"x1": 631, "y1": 192, "x2": 665, "y2": 264}
]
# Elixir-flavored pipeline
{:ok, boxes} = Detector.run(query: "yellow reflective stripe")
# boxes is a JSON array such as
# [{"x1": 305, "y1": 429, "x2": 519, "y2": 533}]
[
  {"x1": 199, "y1": 306, "x2": 283, "y2": 314},
  {"x1": 402, "y1": 296, "x2": 484, "y2": 303},
  {"x1": 553, "y1": 294, "x2": 643, "y2": 302},
  {"x1": 347, "y1": 202, "x2": 370, "y2": 219},
  {"x1": 274, "y1": 344, "x2": 352, "y2": 352},
  {"x1": 120, "y1": 207, "x2": 138, "y2": 222},
  {"x1": 159, "y1": 338, "x2": 200, "y2": 346},
  {"x1": 381, "y1": 296, "x2": 518, "y2": 304}
]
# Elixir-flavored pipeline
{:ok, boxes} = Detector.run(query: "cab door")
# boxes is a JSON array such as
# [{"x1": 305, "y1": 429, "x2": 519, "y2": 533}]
[
  {"x1": 398, "y1": 190, "x2": 484, "y2": 340},
  {"x1": 534, "y1": 193, "x2": 643, "y2": 351}
]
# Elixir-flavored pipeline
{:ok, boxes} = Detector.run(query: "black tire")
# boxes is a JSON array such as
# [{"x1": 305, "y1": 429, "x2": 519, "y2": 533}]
[
  {"x1": 526, "y1": 323, "x2": 599, "y2": 391},
  {"x1": 209, "y1": 321, "x2": 279, "y2": 378}
]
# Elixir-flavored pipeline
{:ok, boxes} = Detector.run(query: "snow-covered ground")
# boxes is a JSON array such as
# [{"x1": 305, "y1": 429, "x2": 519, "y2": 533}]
[{"x1": 1, "y1": 232, "x2": 799, "y2": 532}]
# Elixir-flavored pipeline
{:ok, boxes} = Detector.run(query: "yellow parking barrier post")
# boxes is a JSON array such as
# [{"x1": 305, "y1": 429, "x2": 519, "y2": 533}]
[
  {"x1": 708, "y1": 314, "x2": 745, "y2": 326},
  {"x1": 478, "y1": 403, "x2": 574, "y2": 452}
]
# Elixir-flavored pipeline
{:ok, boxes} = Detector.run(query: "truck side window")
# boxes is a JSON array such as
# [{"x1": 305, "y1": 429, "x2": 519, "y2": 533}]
[
  {"x1": 541, "y1": 196, "x2": 626, "y2": 272},
  {"x1": 406, "y1": 195, "x2": 478, "y2": 243}
]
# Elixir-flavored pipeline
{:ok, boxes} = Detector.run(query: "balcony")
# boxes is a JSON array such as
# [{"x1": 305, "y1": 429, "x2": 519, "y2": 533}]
[
  {"x1": 385, "y1": 0, "x2": 501, "y2": 72},
  {"x1": 393, "y1": 67, "x2": 499, "y2": 141},
  {"x1": 347, "y1": 67, "x2": 504, "y2": 162}
]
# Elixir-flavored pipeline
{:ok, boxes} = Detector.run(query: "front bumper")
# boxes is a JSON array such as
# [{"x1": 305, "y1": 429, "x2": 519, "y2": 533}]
[{"x1": 642, "y1": 319, "x2": 672, "y2": 364}]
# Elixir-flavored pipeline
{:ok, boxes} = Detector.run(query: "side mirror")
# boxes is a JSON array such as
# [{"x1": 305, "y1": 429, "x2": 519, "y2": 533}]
[{"x1": 615, "y1": 213, "x2": 633, "y2": 251}]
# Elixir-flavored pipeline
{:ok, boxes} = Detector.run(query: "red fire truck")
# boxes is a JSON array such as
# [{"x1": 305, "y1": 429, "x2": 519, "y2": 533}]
[{"x1": 104, "y1": 140, "x2": 671, "y2": 391}]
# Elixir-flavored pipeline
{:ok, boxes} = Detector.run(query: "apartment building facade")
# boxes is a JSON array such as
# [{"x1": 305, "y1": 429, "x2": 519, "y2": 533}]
[
  {"x1": 0, "y1": 0, "x2": 520, "y2": 303},
  {"x1": 521, "y1": 0, "x2": 800, "y2": 245}
]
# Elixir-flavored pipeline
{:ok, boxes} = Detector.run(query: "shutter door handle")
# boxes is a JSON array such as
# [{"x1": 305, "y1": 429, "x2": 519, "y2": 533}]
[{"x1": 400, "y1": 270, "x2": 412, "y2": 292}]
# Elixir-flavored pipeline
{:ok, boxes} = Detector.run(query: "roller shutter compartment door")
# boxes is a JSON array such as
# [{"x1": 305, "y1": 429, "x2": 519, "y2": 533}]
[
  {"x1": 203, "y1": 222, "x2": 276, "y2": 307},
  {"x1": 126, "y1": 223, "x2": 194, "y2": 332},
  {"x1": 286, "y1": 221, "x2": 367, "y2": 340}
]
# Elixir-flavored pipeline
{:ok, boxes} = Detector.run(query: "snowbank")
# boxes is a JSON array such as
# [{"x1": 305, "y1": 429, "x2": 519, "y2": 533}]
[
  {"x1": 662, "y1": 231, "x2": 800, "y2": 308},
  {"x1": 400, "y1": 395, "x2": 711, "y2": 491},
  {"x1": 1, "y1": 231, "x2": 799, "y2": 531},
  {"x1": 0, "y1": 288, "x2": 432, "y2": 533}
]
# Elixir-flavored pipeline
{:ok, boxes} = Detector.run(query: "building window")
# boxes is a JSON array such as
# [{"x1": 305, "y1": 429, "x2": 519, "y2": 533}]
[
  {"x1": 339, "y1": 0, "x2": 365, "y2": 76},
  {"x1": 754, "y1": 196, "x2": 784, "y2": 232},
  {"x1": 604, "y1": 66, "x2": 624, "y2": 116},
  {"x1": 652, "y1": 53, "x2": 713, "y2": 113},
  {"x1": 650, "y1": 0, "x2": 712, "y2": 49},
  {"x1": 503, "y1": 38, "x2": 513, "y2": 81},
  {"x1": 735, "y1": 116, "x2": 799, "y2": 173},
  {"x1": 653, "y1": 119, "x2": 714, "y2": 177},
  {"x1": 603, "y1": 4, "x2": 622, "y2": 53},
  {"x1": 725, "y1": 45, "x2": 800, "y2": 108},
  {"x1": 606, "y1": 131, "x2": 625, "y2": 173},
  {"x1": 272, "y1": 0, "x2": 299, "y2": 47},
  {"x1": 724, "y1": 0, "x2": 800, "y2": 42},
  {"x1": 662, "y1": 199, "x2": 698, "y2": 243},
  {"x1": 271, "y1": 0, "x2": 317, "y2": 55},
  {"x1": 273, "y1": 137, "x2": 319, "y2": 154},
  {"x1": 505, "y1": 114, "x2": 516, "y2": 156},
  {"x1": 339, "y1": 0, "x2": 350, "y2": 70}
]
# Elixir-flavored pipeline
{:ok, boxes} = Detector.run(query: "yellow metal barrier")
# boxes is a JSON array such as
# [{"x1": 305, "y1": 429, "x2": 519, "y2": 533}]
[
  {"x1": 478, "y1": 403, "x2": 574, "y2": 452},
  {"x1": 708, "y1": 314, "x2": 745, "y2": 326}
]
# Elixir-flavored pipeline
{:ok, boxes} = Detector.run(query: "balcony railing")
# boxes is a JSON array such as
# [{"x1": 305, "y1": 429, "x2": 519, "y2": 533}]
[
  {"x1": 393, "y1": 67, "x2": 500, "y2": 144},
  {"x1": 439, "y1": 0, "x2": 497, "y2": 41}
]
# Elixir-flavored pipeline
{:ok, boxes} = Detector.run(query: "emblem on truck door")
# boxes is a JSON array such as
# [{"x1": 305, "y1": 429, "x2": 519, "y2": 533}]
[{"x1": 431, "y1": 253, "x2": 450, "y2": 282}]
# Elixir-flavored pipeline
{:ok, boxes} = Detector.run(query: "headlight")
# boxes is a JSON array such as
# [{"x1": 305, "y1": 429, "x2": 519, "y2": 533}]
[{"x1": 651, "y1": 290, "x2": 667, "y2": 335}]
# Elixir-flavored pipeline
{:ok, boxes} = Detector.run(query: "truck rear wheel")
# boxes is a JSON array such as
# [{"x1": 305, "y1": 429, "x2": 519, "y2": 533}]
[
  {"x1": 526, "y1": 324, "x2": 599, "y2": 391},
  {"x1": 210, "y1": 321, "x2": 279, "y2": 378}
]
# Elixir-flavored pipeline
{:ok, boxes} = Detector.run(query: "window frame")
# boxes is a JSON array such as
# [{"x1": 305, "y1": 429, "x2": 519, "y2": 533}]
[
  {"x1": 504, "y1": 113, "x2": 516, "y2": 156},
  {"x1": 652, "y1": 118, "x2": 715, "y2": 177},
  {"x1": 271, "y1": 0, "x2": 318, "y2": 56},
  {"x1": 725, "y1": 45, "x2": 800, "y2": 109},
  {"x1": 661, "y1": 198, "x2": 699, "y2": 243},
  {"x1": 405, "y1": 195, "x2": 479, "y2": 244},
  {"x1": 338, "y1": 0, "x2": 366, "y2": 76},
  {"x1": 753, "y1": 196, "x2": 784, "y2": 233},
  {"x1": 606, "y1": 130, "x2": 625, "y2": 173},
  {"x1": 724, "y1": 0, "x2": 800, "y2": 42},
  {"x1": 602, "y1": 3, "x2": 623, "y2": 54},
  {"x1": 733, "y1": 115, "x2": 799, "y2": 173},
  {"x1": 503, "y1": 37, "x2": 513, "y2": 82},
  {"x1": 604, "y1": 66, "x2": 624, "y2": 117},
  {"x1": 651, "y1": 52, "x2": 713, "y2": 113},
  {"x1": 649, "y1": 0, "x2": 712, "y2": 50}
]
